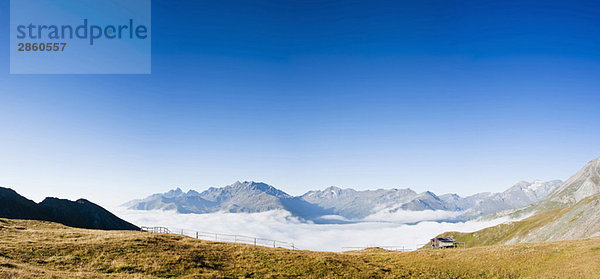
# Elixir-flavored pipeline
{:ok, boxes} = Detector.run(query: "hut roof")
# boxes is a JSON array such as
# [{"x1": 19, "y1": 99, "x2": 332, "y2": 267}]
[{"x1": 432, "y1": 237, "x2": 455, "y2": 242}]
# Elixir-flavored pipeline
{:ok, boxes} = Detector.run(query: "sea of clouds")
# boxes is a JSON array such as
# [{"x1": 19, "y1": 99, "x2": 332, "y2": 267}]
[{"x1": 114, "y1": 208, "x2": 513, "y2": 252}]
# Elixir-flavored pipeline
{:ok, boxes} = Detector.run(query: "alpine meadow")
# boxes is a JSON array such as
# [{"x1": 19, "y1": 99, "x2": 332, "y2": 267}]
[{"x1": 2, "y1": 0, "x2": 600, "y2": 278}]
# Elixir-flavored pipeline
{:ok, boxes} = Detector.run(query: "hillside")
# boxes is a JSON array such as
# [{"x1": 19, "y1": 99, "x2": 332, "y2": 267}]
[
  {"x1": 0, "y1": 187, "x2": 50, "y2": 220},
  {"x1": 439, "y1": 156, "x2": 600, "y2": 247},
  {"x1": 0, "y1": 187, "x2": 138, "y2": 231},
  {"x1": 1, "y1": 218, "x2": 600, "y2": 278}
]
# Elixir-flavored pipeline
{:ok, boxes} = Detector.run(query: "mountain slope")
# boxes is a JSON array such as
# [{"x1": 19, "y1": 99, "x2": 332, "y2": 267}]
[
  {"x1": 438, "y1": 156, "x2": 600, "y2": 247},
  {"x1": 300, "y1": 187, "x2": 418, "y2": 219},
  {"x1": 0, "y1": 187, "x2": 50, "y2": 220},
  {"x1": 301, "y1": 180, "x2": 561, "y2": 220},
  {"x1": 389, "y1": 191, "x2": 449, "y2": 212},
  {"x1": 128, "y1": 179, "x2": 561, "y2": 222},
  {"x1": 3, "y1": 218, "x2": 600, "y2": 278},
  {"x1": 543, "y1": 157, "x2": 600, "y2": 205},
  {"x1": 39, "y1": 197, "x2": 139, "y2": 230},
  {"x1": 0, "y1": 187, "x2": 138, "y2": 231},
  {"x1": 128, "y1": 181, "x2": 330, "y2": 219},
  {"x1": 199, "y1": 181, "x2": 292, "y2": 212},
  {"x1": 459, "y1": 180, "x2": 563, "y2": 220},
  {"x1": 125, "y1": 188, "x2": 217, "y2": 213},
  {"x1": 484, "y1": 158, "x2": 600, "y2": 221}
]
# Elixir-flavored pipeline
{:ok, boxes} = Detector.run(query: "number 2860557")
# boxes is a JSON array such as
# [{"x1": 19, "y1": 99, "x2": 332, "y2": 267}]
[{"x1": 18, "y1": 43, "x2": 67, "y2": 52}]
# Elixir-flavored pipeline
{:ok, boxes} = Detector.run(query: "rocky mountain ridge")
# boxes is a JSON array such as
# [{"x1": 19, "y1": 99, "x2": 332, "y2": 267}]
[
  {"x1": 438, "y1": 156, "x2": 600, "y2": 246},
  {"x1": 126, "y1": 179, "x2": 562, "y2": 222}
]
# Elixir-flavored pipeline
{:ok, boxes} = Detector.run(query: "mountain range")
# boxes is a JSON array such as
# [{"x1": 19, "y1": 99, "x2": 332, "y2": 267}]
[
  {"x1": 439, "y1": 156, "x2": 600, "y2": 246},
  {"x1": 0, "y1": 187, "x2": 139, "y2": 231},
  {"x1": 125, "y1": 179, "x2": 562, "y2": 222}
]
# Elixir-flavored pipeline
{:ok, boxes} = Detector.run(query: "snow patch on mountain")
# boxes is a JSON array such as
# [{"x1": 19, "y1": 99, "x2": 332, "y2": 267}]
[{"x1": 125, "y1": 179, "x2": 562, "y2": 224}]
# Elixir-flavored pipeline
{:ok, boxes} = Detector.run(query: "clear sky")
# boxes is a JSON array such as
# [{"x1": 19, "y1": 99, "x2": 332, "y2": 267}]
[{"x1": 1, "y1": 0, "x2": 599, "y2": 208}]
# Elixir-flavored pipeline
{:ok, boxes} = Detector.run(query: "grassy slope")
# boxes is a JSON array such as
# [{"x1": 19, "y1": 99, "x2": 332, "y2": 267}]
[
  {"x1": 438, "y1": 194, "x2": 600, "y2": 248},
  {"x1": 2, "y1": 219, "x2": 600, "y2": 278}
]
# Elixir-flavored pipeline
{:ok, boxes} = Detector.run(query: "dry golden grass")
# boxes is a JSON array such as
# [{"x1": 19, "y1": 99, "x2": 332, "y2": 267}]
[
  {"x1": 439, "y1": 194, "x2": 600, "y2": 248},
  {"x1": 1, "y1": 218, "x2": 599, "y2": 278}
]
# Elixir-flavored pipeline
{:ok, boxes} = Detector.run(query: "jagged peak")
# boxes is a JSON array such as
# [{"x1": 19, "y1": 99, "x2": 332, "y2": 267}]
[
  {"x1": 440, "y1": 193, "x2": 461, "y2": 199},
  {"x1": 418, "y1": 191, "x2": 439, "y2": 199},
  {"x1": 508, "y1": 180, "x2": 531, "y2": 190},
  {"x1": 538, "y1": 156, "x2": 600, "y2": 205},
  {"x1": 504, "y1": 180, "x2": 562, "y2": 194},
  {"x1": 223, "y1": 181, "x2": 291, "y2": 198},
  {"x1": 168, "y1": 187, "x2": 183, "y2": 193},
  {"x1": 230, "y1": 181, "x2": 269, "y2": 188},
  {"x1": 187, "y1": 189, "x2": 200, "y2": 195},
  {"x1": 302, "y1": 186, "x2": 417, "y2": 199}
]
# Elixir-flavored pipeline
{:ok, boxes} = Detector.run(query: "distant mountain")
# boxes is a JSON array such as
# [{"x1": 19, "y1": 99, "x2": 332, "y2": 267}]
[
  {"x1": 126, "y1": 181, "x2": 330, "y2": 220},
  {"x1": 438, "y1": 156, "x2": 600, "y2": 246},
  {"x1": 300, "y1": 187, "x2": 418, "y2": 219},
  {"x1": 457, "y1": 180, "x2": 563, "y2": 220},
  {"x1": 124, "y1": 188, "x2": 216, "y2": 213},
  {"x1": 542, "y1": 157, "x2": 600, "y2": 206},
  {"x1": 127, "y1": 179, "x2": 561, "y2": 222},
  {"x1": 300, "y1": 180, "x2": 561, "y2": 220},
  {"x1": 0, "y1": 187, "x2": 138, "y2": 231},
  {"x1": 401, "y1": 191, "x2": 454, "y2": 211}
]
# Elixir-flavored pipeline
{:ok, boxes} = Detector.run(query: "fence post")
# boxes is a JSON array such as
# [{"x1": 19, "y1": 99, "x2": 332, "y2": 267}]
[{"x1": 138, "y1": 226, "x2": 297, "y2": 250}]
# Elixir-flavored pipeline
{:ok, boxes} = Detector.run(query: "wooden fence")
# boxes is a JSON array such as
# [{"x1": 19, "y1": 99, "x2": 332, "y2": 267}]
[
  {"x1": 140, "y1": 226, "x2": 171, "y2": 233},
  {"x1": 341, "y1": 246, "x2": 412, "y2": 253},
  {"x1": 140, "y1": 226, "x2": 295, "y2": 250}
]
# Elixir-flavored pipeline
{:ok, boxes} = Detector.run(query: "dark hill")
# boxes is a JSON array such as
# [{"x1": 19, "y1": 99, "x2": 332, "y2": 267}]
[
  {"x1": 0, "y1": 187, "x2": 138, "y2": 231},
  {"x1": 0, "y1": 187, "x2": 49, "y2": 220}
]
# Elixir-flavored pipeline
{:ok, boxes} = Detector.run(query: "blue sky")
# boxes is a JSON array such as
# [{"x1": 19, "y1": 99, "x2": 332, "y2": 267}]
[{"x1": 1, "y1": 0, "x2": 599, "y2": 207}]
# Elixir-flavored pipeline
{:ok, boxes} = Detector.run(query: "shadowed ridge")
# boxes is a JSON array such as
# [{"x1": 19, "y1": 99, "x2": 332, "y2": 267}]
[
  {"x1": 39, "y1": 197, "x2": 139, "y2": 231},
  {"x1": 0, "y1": 187, "x2": 138, "y2": 231},
  {"x1": 0, "y1": 187, "x2": 49, "y2": 220}
]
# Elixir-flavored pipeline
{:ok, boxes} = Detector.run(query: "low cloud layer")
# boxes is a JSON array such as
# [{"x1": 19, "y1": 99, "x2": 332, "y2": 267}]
[
  {"x1": 114, "y1": 208, "x2": 512, "y2": 252},
  {"x1": 362, "y1": 208, "x2": 462, "y2": 223}
]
